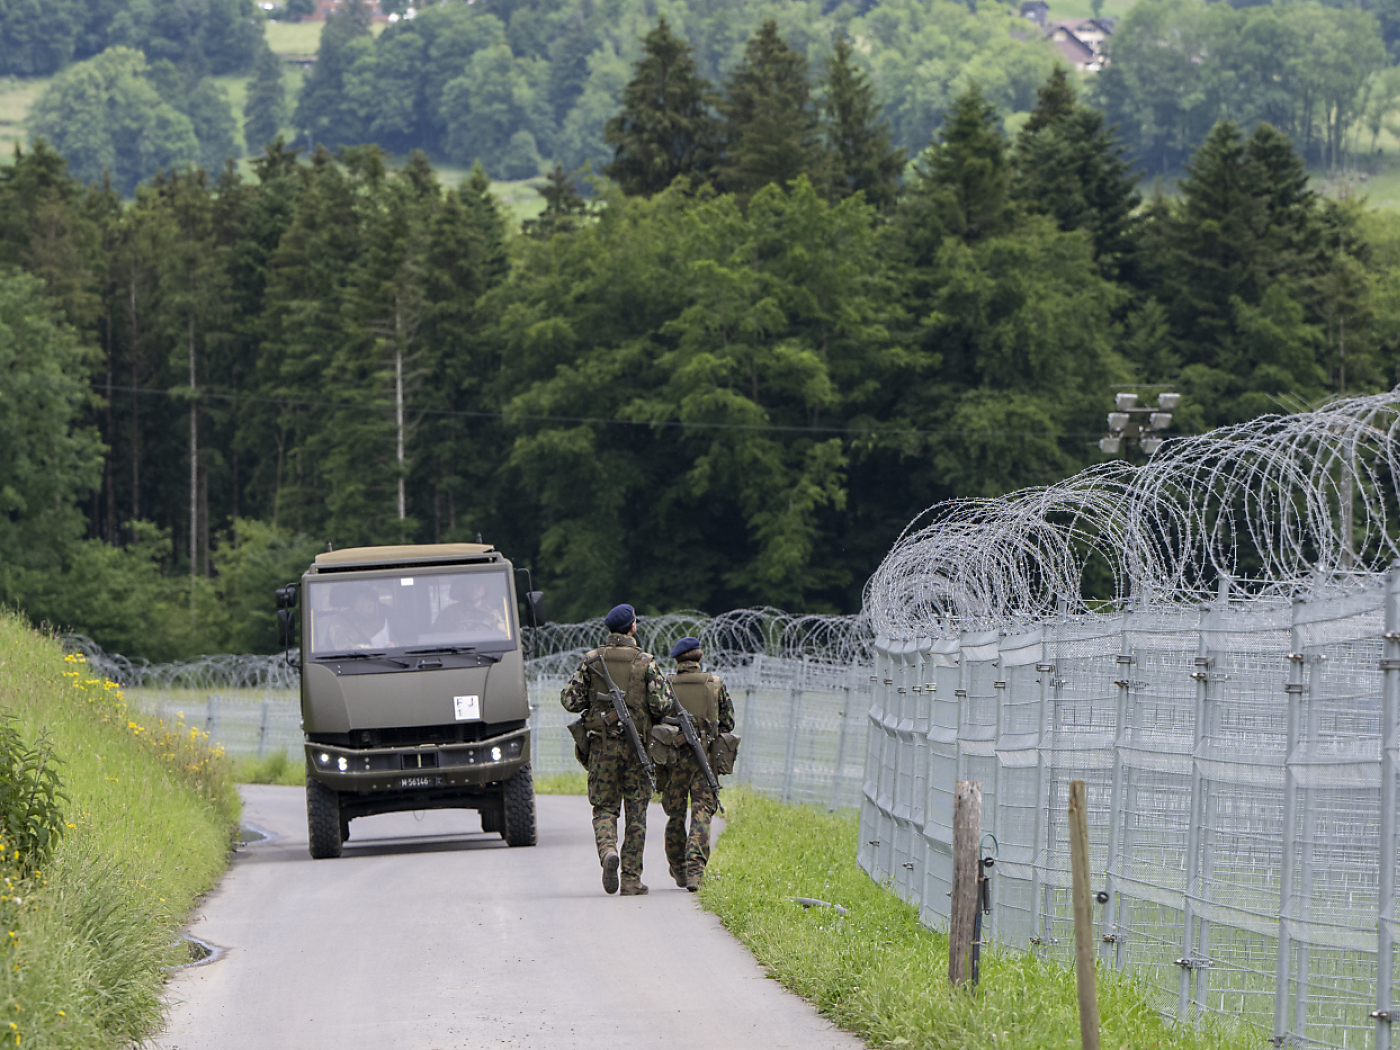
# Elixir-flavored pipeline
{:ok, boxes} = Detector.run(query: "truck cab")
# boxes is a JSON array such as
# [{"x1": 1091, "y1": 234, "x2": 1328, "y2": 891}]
[{"x1": 280, "y1": 543, "x2": 539, "y2": 858}]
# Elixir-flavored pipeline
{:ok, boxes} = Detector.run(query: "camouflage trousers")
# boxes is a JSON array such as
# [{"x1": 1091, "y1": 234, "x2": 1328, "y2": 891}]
[
  {"x1": 586, "y1": 733, "x2": 652, "y2": 880},
  {"x1": 659, "y1": 751, "x2": 718, "y2": 880}
]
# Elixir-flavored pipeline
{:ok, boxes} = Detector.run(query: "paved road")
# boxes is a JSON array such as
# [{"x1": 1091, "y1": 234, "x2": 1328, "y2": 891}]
[{"x1": 153, "y1": 785, "x2": 863, "y2": 1050}]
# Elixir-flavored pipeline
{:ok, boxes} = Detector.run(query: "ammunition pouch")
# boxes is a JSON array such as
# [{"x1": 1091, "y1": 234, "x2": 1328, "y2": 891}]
[
  {"x1": 566, "y1": 718, "x2": 591, "y2": 769},
  {"x1": 710, "y1": 732, "x2": 740, "y2": 776},
  {"x1": 648, "y1": 723, "x2": 682, "y2": 765}
]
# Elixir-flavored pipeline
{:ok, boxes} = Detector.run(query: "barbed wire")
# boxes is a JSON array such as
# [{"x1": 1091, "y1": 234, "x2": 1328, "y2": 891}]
[
  {"x1": 865, "y1": 389, "x2": 1400, "y2": 638},
  {"x1": 61, "y1": 607, "x2": 871, "y2": 689}
]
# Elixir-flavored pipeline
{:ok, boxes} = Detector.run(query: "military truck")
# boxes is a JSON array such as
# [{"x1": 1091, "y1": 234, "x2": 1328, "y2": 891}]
[{"x1": 275, "y1": 543, "x2": 545, "y2": 859}]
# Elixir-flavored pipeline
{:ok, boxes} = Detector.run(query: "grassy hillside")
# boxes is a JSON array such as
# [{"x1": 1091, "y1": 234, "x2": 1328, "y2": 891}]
[{"x1": 0, "y1": 612, "x2": 238, "y2": 1048}]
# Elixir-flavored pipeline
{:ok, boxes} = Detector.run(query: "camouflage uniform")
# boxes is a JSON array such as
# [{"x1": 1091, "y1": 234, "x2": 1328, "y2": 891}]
[
  {"x1": 660, "y1": 658, "x2": 735, "y2": 888},
  {"x1": 560, "y1": 632, "x2": 669, "y2": 884}
]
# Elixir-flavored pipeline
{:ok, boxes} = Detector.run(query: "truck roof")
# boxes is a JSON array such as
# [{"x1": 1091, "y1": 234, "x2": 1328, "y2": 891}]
[{"x1": 311, "y1": 543, "x2": 500, "y2": 572}]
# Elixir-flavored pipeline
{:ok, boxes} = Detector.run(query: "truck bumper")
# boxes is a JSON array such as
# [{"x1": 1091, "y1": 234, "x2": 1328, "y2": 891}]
[{"x1": 305, "y1": 725, "x2": 530, "y2": 795}]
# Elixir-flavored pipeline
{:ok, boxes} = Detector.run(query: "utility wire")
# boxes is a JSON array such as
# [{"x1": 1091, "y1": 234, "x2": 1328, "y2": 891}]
[{"x1": 89, "y1": 382, "x2": 1106, "y2": 439}]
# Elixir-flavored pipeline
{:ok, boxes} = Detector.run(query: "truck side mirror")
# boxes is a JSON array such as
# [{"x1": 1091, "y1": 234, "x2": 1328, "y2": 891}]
[
  {"x1": 525, "y1": 590, "x2": 548, "y2": 628},
  {"x1": 275, "y1": 584, "x2": 299, "y2": 650},
  {"x1": 277, "y1": 608, "x2": 295, "y2": 648}
]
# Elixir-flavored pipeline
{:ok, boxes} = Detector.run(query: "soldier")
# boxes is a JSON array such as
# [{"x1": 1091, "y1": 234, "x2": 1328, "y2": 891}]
[
  {"x1": 560, "y1": 604, "x2": 669, "y2": 896},
  {"x1": 660, "y1": 636, "x2": 735, "y2": 892}
]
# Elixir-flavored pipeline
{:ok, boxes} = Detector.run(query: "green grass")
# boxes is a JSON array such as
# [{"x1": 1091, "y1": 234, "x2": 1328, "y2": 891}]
[
  {"x1": 231, "y1": 750, "x2": 306, "y2": 786},
  {"x1": 264, "y1": 20, "x2": 324, "y2": 55},
  {"x1": 0, "y1": 612, "x2": 238, "y2": 1048},
  {"x1": 701, "y1": 790, "x2": 1252, "y2": 1050},
  {"x1": 534, "y1": 770, "x2": 587, "y2": 795},
  {"x1": 0, "y1": 77, "x2": 49, "y2": 165}
]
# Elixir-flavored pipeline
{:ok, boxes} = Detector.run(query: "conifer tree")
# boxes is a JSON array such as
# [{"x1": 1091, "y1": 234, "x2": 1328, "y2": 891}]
[
  {"x1": 293, "y1": 0, "x2": 372, "y2": 149},
  {"x1": 899, "y1": 84, "x2": 1011, "y2": 260},
  {"x1": 1021, "y1": 65, "x2": 1076, "y2": 136},
  {"x1": 1012, "y1": 68, "x2": 1140, "y2": 277},
  {"x1": 244, "y1": 46, "x2": 288, "y2": 155},
  {"x1": 716, "y1": 21, "x2": 830, "y2": 202},
  {"x1": 523, "y1": 166, "x2": 590, "y2": 239},
  {"x1": 822, "y1": 35, "x2": 904, "y2": 212},
  {"x1": 603, "y1": 18, "x2": 718, "y2": 196}
]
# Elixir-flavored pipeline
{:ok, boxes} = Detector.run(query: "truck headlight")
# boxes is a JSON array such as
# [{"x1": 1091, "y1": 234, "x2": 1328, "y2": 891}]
[
  {"x1": 317, "y1": 752, "x2": 331, "y2": 767},
  {"x1": 337, "y1": 756, "x2": 348, "y2": 772},
  {"x1": 491, "y1": 746, "x2": 502, "y2": 762}
]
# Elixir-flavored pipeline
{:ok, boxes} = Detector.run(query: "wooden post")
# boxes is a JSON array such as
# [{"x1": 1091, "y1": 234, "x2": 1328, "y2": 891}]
[
  {"x1": 1069, "y1": 780, "x2": 1101, "y2": 1050},
  {"x1": 949, "y1": 780, "x2": 982, "y2": 986}
]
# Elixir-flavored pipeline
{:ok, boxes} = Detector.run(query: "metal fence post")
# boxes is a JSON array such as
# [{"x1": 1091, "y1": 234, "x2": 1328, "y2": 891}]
[
  {"x1": 257, "y1": 699, "x2": 271, "y2": 759},
  {"x1": 206, "y1": 695, "x2": 220, "y2": 742},
  {"x1": 1179, "y1": 591, "x2": 1213, "y2": 1023},
  {"x1": 1273, "y1": 599, "x2": 1306, "y2": 1046},
  {"x1": 780, "y1": 661, "x2": 802, "y2": 805},
  {"x1": 1377, "y1": 564, "x2": 1400, "y2": 1050},
  {"x1": 831, "y1": 667, "x2": 854, "y2": 812},
  {"x1": 739, "y1": 654, "x2": 760, "y2": 784},
  {"x1": 1104, "y1": 606, "x2": 1132, "y2": 967}
]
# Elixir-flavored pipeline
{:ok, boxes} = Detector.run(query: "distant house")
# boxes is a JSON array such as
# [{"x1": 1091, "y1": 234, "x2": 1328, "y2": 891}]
[
  {"x1": 1043, "y1": 17, "x2": 1115, "y2": 73},
  {"x1": 1020, "y1": 1, "x2": 1050, "y2": 27}
]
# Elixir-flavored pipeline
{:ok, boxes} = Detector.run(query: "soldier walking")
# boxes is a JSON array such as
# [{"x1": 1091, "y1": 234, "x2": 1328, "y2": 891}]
[
  {"x1": 660, "y1": 637, "x2": 735, "y2": 892},
  {"x1": 560, "y1": 604, "x2": 669, "y2": 896}
]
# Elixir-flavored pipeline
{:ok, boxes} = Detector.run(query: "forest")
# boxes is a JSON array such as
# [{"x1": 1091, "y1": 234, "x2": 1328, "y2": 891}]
[
  {"x1": 3, "y1": 13, "x2": 1400, "y2": 661},
  {"x1": 8, "y1": 0, "x2": 1400, "y2": 188}
]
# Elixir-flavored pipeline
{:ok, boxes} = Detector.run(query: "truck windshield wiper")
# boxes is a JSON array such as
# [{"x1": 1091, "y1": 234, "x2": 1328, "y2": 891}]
[
  {"x1": 404, "y1": 645, "x2": 476, "y2": 655},
  {"x1": 316, "y1": 651, "x2": 410, "y2": 666}
]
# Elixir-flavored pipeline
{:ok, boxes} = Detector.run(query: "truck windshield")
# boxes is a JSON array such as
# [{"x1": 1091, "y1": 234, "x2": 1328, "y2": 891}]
[{"x1": 307, "y1": 571, "x2": 514, "y2": 657}]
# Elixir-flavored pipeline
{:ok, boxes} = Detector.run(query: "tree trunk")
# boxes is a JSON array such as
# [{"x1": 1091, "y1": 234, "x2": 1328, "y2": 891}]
[
  {"x1": 189, "y1": 312, "x2": 198, "y2": 624},
  {"x1": 396, "y1": 300, "x2": 407, "y2": 526},
  {"x1": 105, "y1": 304, "x2": 116, "y2": 545},
  {"x1": 129, "y1": 272, "x2": 141, "y2": 525}
]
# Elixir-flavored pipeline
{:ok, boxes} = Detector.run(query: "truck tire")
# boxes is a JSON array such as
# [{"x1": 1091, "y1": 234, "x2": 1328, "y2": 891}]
[
  {"x1": 502, "y1": 764, "x2": 537, "y2": 847},
  {"x1": 480, "y1": 804, "x2": 502, "y2": 835},
  {"x1": 306, "y1": 776, "x2": 343, "y2": 859}
]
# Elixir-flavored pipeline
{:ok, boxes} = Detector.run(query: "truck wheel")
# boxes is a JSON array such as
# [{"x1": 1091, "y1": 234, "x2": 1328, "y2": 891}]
[
  {"x1": 480, "y1": 804, "x2": 502, "y2": 835},
  {"x1": 306, "y1": 776, "x2": 343, "y2": 859},
  {"x1": 502, "y1": 764, "x2": 537, "y2": 847}
]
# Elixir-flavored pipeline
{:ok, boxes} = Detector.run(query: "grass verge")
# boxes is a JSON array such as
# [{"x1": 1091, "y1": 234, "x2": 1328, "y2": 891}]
[
  {"x1": 701, "y1": 790, "x2": 1248, "y2": 1050},
  {"x1": 534, "y1": 770, "x2": 587, "y2": 795},
  {"x1": 0, "y1": 611, "x2": 239, "y2": 1048},
  {"x1": 231, "y1": 750, "x2": 305, "y2": 786}
]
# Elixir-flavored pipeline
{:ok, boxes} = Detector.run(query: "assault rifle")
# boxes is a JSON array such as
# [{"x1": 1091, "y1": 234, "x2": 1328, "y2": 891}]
[
  {"x1": 587, "y1": 656, "x2": 657, "y2": 795},
  {"x1": 662, "y1": 680, "x2": 724, "y2": 815}
]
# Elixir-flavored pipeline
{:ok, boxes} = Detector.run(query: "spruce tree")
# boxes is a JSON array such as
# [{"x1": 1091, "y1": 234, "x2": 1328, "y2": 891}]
[
  {"x1": 293, "y1": 0, "x2": 372, "y2": 149},
  {"x1": 716, "y1": 20, "x2": 830, "y2": 202},
  {"x1": 899, "y1": 84, "x2": 1011, "y2": 258},
  {"x1": 1012, "y1": 68, "x2": 1140, "y2": 277},
  {"x1": 822, "y1": 35, "x2": 904, "y2": 212},
  {"x1": 603, "y1": 18, "x2": 718, "y2": 196},
  {"x1": 1021, "y1": 65, "x2": 1076, "y2": 136},
  {"x1": 523, "y1": 166, "x2": 590, "y2": 239},
  {"x1": 244, "y1": 46, "x2": 288, "y2": 155}
]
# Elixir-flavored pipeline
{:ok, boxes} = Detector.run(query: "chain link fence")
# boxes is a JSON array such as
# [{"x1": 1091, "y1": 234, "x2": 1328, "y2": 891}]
[
  {"x1": 65, "y1": 609, "x2": 872, "y2": 810},
  {"x1": 861, "y1": 393, "x2": 1400, "y2": 1050}
]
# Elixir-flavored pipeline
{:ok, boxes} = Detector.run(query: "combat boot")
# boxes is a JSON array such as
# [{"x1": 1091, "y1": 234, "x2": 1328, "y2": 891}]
[
  {"x1": 601, "y1": 848, "x2": 620, "y2": 894},
  {"x1": 668, "y1": 862, "x2": 686, "y2": 888},
  {"x1": 619, "y1": 877, "x2": 649, "y2": 896},
  {"x1": 686, "y1": 862, "x2": 704, "y2": 893}
]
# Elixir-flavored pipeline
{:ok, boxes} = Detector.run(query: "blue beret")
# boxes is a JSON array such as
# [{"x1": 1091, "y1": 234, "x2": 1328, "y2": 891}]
[
  {"x1": 670, "y1": 637, "x2": 702, "y2": 659},
  {"x1": 604, "y1": 604, "x2": 636, "y2": 632}
]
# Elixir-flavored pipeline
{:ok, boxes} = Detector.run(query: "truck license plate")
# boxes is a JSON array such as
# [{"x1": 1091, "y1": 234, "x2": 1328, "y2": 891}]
[{"x1": 399, "y1": 775, "x2": 437, "y2": 789}]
